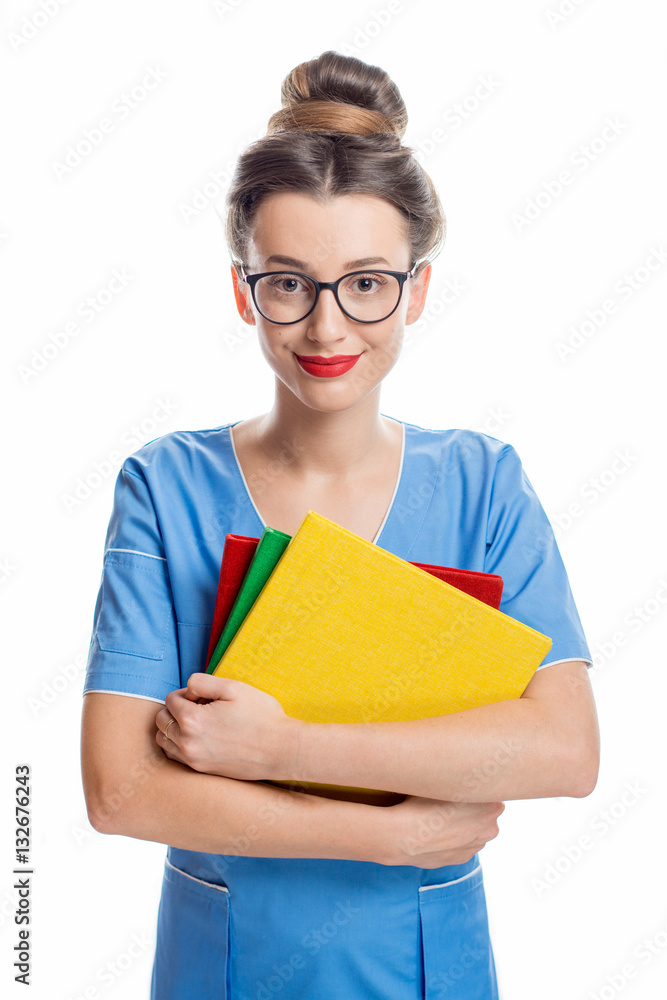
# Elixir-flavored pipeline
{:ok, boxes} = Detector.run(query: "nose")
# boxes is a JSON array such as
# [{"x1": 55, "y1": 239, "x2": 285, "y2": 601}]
[{"x1": 304, "y1": 287, "x2": 351, "y2": 344}]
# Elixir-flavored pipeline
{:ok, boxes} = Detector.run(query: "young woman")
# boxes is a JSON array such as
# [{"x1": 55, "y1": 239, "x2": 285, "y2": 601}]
[{"x1": 81, "y1": 50, "x2": 599, "y2": 999}]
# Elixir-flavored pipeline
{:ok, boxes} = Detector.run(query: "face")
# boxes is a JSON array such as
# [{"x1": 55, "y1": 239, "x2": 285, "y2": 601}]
[{"x1": 231, "y1": 191, "x2": 431, "y2": 414}]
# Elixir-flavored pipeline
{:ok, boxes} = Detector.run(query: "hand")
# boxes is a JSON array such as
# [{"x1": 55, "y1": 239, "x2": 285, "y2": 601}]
[
  {"x1": 154, "y1": 672, "x2": 304, "y2": 781},
  {"x1": 373, "y1": 796, "x2": 505, "y2": 869}
]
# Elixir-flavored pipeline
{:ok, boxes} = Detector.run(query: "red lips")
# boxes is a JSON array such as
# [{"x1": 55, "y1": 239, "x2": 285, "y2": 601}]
[{"x1": 294, "y1": 353, "x2": 362, "y2": 378}]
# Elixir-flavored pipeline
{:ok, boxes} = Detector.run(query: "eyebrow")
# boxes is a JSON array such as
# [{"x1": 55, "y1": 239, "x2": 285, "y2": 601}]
[{"x1": 264, "y1": 254, "x2": 393, "y2": 271}]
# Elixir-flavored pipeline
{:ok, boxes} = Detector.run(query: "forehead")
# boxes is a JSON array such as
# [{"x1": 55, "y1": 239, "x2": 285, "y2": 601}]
[{"x1": 247, "y1": 192, "x2": 410, "y2": 269}]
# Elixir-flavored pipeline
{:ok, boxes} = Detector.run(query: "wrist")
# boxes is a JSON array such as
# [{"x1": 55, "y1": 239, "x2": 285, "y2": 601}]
[
  {"x1": 274, "y1": 717, "x2": 309, "y2": 782},
  {"x1": 301, "y1": 789, "x2": 395, "y2": 865}
]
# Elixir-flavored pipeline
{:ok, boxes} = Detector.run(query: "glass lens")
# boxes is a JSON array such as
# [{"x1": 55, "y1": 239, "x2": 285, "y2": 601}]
[
  {"x1": 339, "y1": 272, "x2": 401, "y2": 321},
  {"x1": 254, "y1": 272, "x2": 401, "y2": 323},
  {"x1": 255, "y1": 273, "x2": 317, "y2": 323}
]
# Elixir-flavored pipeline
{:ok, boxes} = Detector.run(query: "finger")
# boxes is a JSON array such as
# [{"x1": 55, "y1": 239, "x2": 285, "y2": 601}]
[
  {"x1": 164, "y1": 688, "x2": 189, "y2": 718},
  {"x1": 186, "y1": 671, "x2": 237, "y2": 701},
  {"x1": 154, "y1": 705, "x2": 178, "y2": 731},
  {"x1": 157, "y1": 713, "x2": 179, "y2": 743},
  {"x1": 158, "y1": 722, "x2": 180, "y2": 754},
  {"x1": 156, "y1": 727, "x2": 183, "y2": 762}
]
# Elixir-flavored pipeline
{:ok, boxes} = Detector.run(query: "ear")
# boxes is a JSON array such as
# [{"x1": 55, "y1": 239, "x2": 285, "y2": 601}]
[
  {"x1": 405, "y1": 263, "x2": 431, "y2": 325},
  {"x1": 231, "y1": 265, "x2": 256, "y2": 325}
]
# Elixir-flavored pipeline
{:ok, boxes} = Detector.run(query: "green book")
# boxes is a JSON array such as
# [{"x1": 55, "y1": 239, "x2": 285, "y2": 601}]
[{"x1": 206, "y1": 526, "x2": 291, "y2": 674}]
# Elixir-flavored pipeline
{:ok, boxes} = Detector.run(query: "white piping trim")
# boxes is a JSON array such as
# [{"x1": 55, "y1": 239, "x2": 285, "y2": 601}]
[
  {"x1": 372, "y1": 419, "x2": 406, "y2": 545},
  {"x1": 229, "y1": 423, "x2": 267, "y2": 530},
  {"x1": 83, "y1": 689, "x2": 166, "y2": 705},
  {"x1": 419, "y1": 863, "x2": 481, "y2": 892},
  {"x1": 229, "y1": 419, "x2": 407, "y2": 546},
  {"x1": 105, "y1": 548, "x2": 167, "y2": 561},
  {"x1": 536, "y1": 657, "x2": 593, "y2": 671},
  {"x1": 165, "y1": 859, "x2": 230, "y2": 894}
]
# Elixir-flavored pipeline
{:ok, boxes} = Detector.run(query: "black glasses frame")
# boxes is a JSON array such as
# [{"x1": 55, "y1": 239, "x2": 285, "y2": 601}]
[{"x1": 239, "y1": 265, "x2": 417, "y2": 325}]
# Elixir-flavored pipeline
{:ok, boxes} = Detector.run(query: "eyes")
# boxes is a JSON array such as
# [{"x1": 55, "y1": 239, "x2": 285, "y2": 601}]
[{"x1": 266, "y1": 272, "x2": 388, "y2": 296}]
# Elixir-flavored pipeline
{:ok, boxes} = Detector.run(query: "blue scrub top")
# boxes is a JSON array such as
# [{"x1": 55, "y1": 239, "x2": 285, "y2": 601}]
[{"x1": 83, "y1": 416, "x2": 592, "y2": 999}]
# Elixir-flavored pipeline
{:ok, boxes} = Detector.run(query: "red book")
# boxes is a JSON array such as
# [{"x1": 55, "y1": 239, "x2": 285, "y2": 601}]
[
  {"x1": 410, "y1": 561, "x2": 503, "y2": 608},
  {"x1": 206, "y1": 533, "x2": 504, "y2": 667},
  {"x1": 205, "y1": 534, "x2": 259, "y2": 667}
]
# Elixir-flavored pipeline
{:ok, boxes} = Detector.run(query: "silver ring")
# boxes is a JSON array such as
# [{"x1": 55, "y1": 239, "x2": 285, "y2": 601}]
[{"x1": 164, "y1": 717, "x2": 176, "y2": 741}]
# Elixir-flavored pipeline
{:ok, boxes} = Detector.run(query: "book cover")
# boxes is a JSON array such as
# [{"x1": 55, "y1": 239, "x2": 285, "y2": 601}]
[
  {"x1": 211, "y1": 511, "x2": 551, "y2": 803},
  {"x1": 206, "y1": 535, "x2": 504, "y2": 671}
]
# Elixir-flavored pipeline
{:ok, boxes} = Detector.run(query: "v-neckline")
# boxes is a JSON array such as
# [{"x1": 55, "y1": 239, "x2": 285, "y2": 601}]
[{"x1": 227, "y1": 417, "x2": 407, "y2": 547}]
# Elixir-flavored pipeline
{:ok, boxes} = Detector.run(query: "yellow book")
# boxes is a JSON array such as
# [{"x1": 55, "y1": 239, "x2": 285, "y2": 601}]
[{"x1": 212, "y1": 510, "x2": 552, "y2": 805}]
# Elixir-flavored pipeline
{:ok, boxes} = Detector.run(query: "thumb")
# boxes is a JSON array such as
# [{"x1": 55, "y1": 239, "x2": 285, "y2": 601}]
[{"x1": 186, "y1": 671, "x2": 236, "y2": 701}]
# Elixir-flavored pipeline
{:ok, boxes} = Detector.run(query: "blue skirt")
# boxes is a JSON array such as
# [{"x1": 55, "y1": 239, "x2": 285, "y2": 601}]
[{"x1": 150, "y1": 847, "x2": 499, "y2": 999}]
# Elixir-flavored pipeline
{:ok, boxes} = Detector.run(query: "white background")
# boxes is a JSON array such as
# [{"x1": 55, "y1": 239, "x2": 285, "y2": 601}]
[{"x1": 2, "y1": 0, "x2": 666, "y2": 997}]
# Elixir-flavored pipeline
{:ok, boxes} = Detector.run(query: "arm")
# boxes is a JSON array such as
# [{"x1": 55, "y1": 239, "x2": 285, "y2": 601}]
[
  {"x1": 80, "y1": 691, "x2": 383, "y2": 861},
  {"x1": 290, "y1": 660, "x2": 600, "y2": 802},
  {"x1": 289, "y1": 441, "x2": 600, "y2": 804}
]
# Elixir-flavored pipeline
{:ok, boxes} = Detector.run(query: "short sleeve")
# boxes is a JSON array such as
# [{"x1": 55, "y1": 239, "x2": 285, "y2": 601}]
[
  {"x1": 83, "y1": 463, "x2": 181, "y2": 702},
  {"x1": 483, "y1": 444, "x2": 593, "y2": 670}
]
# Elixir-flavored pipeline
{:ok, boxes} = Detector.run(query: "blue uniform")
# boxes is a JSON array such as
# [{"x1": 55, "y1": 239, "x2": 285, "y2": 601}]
[{"x1": 83, "y1": 416, "x2": 593, "y2": 999}]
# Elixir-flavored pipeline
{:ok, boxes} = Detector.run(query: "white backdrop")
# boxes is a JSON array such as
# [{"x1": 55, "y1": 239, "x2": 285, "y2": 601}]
[{"x1": 2, "y1": 1, "x2": 666, "y2": 997}]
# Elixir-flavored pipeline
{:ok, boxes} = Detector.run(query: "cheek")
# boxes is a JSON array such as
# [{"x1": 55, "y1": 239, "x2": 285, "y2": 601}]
[{"x1": 256, "y1": 327, "x2": 286, "y2": 356}]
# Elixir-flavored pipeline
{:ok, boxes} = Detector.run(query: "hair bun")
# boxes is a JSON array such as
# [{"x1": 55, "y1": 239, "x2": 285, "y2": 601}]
[{"x1": 267, "y1": 50, "x2": 407, "y2": 139}]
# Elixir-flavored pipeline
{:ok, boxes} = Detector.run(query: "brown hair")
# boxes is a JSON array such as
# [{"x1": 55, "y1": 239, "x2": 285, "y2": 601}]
[{"x1": 225, "y1": 50, "x2": 446, "y2": 276}]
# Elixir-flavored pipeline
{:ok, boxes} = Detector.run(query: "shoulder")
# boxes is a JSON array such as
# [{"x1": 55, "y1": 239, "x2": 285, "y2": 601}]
[
  {"x1": 401, "y1": 418, "x2": 516, "y2": 469},
  {"x1": 119, "y1": 423, "x2": 235, "y2": 482}
]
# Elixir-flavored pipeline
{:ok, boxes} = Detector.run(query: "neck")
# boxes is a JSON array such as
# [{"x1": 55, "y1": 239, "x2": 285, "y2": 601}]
[{"x1": 253, "y1": 378, "x2": 396, "y2": 483}]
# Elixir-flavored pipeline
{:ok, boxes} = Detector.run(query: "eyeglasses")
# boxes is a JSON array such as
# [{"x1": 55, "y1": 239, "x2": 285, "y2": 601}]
[{"x1": 239, "y1": 265, "x2": 416, "y2": 325}]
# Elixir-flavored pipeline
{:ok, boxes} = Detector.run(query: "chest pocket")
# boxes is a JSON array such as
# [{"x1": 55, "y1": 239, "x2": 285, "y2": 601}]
[
  {"x1": 419, "y1": 864, "x2": 499, "y2": 998},
  {"x1": 95, "y1": 550, "x2": 174, "y2": 660}
]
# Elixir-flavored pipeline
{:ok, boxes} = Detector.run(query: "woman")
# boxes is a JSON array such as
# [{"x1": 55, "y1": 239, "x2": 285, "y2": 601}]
[{"x1": 81, "y1": 50, "x2": 599, "y2": 999}]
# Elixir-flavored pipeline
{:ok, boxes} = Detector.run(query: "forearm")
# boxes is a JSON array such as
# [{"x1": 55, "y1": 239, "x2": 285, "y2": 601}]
[
  {"x1": 91, "y1": 745, "x2": 385, "y2": 860},
  {"x1": 293, "y1": 698, "x2": 589, "y2": 802}
]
